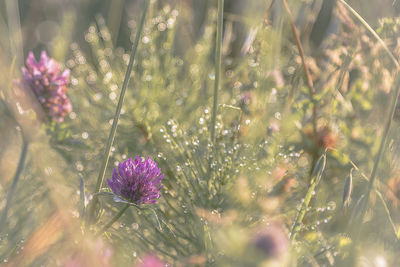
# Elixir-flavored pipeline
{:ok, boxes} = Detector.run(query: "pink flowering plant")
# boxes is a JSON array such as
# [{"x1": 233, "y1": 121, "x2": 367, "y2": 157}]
[{"x1": 20, "y1": 51, "x2": 72, "y2": 122}]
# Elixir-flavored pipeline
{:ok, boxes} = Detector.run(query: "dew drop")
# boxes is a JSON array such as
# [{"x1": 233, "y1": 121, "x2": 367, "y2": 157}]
[
  {"x1": 142, "y1": 36, "x2": 150, "y2": 44},
  {"x1": 109, "y1": 92, "x2": 117, "y2": 100},
  {"x1": 82, "y1": 132, "x2": 89, "y2": 139}
]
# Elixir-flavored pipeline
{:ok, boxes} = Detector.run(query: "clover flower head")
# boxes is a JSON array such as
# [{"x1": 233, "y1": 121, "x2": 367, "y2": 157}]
[
  {"x1": 107, "y1": 156, "x2": 164, "y2": 204},
  {"x1": 21, "y1": 51, "x2": 72, "y2": 122}
]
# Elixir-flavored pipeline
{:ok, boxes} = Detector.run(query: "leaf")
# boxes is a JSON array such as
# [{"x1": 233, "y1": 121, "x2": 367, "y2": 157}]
[
  {"x1": 342, "y1": 169, "x2": 353, "y2": 210},
  {"x1": 311, "y1": 153, "x2": 327, "y2": 185}
]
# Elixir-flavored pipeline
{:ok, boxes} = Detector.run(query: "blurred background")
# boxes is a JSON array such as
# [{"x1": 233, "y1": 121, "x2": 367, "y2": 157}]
[
  {"x1": 1, "y1": 0, "x2": 400, "y2": 266},
  {"x1": 1, "y1": 0, "x2": 400, "y2": 63}
]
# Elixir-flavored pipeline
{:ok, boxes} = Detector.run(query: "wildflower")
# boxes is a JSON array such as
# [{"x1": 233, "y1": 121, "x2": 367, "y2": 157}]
[
  {"x1": 107, "y1": 156, "x2": 164, "y2": 204},
  {"x1": 21, "y1": 51, "x2": 71, "y2": 122},
  {"x1": 254, "y1": 223, "x2": 289, "y2": 260},
  {"x1": 137, "y1": 254, "x2": 166, "y2": 267}
]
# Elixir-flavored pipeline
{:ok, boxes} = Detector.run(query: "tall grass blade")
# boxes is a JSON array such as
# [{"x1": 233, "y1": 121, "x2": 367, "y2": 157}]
[
  {"x1": 210, "y1": 0, "x2": 224, "y2": 144},
  {"x1": 339, "y1": 0, "x2": 400, "y2": 241},
  {"x1": 0, "y1": 138, "x2": 28, "y2": 231},
  {"x1": 87, "y1": 0, "x2": 150, "y2": 226}
]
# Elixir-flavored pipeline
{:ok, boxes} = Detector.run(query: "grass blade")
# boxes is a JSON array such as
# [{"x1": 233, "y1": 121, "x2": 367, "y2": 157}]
[
  {"x1": 210, "y1": 0, "x2": 224, "y2": 144},
  {"x1": 0, "y1": 138, "x2": 28, "y2": 231},
  {"x1": 87, "y1": 0, "x2": 150, "y2": 226},
  {"x1": 290, "y1": 153, "x2": 326, "y2": 241}
]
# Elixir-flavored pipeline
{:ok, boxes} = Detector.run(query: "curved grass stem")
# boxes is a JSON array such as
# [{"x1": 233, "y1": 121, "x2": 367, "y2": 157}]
[
  {"x1": 0, "y1": 138, "x2": 28, "y2": 231},
  {"x1": 87, "y1": 0, "x2": 150, "y2": 226},
  {"x1": 282, "y1": 0, "x2": 319, "y2": 179},
  {"x1": 356, "y1": 75, "x2": 400, "y2": 238},
  {"x1": 339, "y1": 0, "x2": 399, "y2": 69},
  {"x1": 96, "y1": 203, "x2": 130, "y2": 236},
  {"x1": 348, "y1": 159, "x2": 398, "y2": 239},
  {"x1": 339, "y1": 0, "x2": 400, "y2": 241},
  {"x1": 281, "y1": 0, "x2": 317, "y2": 131}
]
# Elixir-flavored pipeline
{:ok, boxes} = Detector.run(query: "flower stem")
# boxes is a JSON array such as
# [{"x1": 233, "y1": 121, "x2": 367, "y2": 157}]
[
  {"x1": 289, "y1": 179, "x2": 318, "y2": 241},
  {"x1": 356, "y1": 75, "x2": 400, "y2": 239},
  {"x1": 210, "y1": 0, "x2": 224, "y2": 145},
  {"x1": 338, "y1": 0, "x2": 400, "y2": 241},
  {"x1": 87, "y1": 0, "x2": 149, "y2": 226},
  {"x1": 96, "y1": 204, "x2": 130, "y2": 236},
  {"x1": 282, "y1": 0, "x2": 319, "y2": 180},
  {"x1": 339, "y1": 0, "x2": 399, "y2": 69},
  {"x1": 0, "y1": 138, "x2": 28, "y2": 232},
  {"x1": 290, "y1": 154, "x2": 326, "y2": 241},
  {"x1": 207, "y1": 0, "x2": 224, "y2": 183}
]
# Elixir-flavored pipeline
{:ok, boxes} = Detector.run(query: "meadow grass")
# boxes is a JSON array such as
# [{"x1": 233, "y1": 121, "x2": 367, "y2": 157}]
[{"x1": 1, "y1": 0, "x2": 400, "y2": 266}]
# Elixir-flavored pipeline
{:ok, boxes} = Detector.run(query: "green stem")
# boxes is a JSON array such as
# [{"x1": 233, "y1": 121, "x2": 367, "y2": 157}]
[
  {"x1": 290, "y1": 154, "x2": 326, "y2": 241},
  {"x1": 0, "y1": 138, "x2": 28, "y2": 231},
  {"x1": 282, "y1": 0, "x2": 319, "y2": 181},
  {"x1": 339, "y1": 0, "x2": 400, "y2": 240},
  {"x1": 339, "y1": 0, "x2": 399, "y2": 69},
  {"x1": 357, "y1": 75, "x2": 400, "y2": 237},
  {"x1": 87, "y1": 0, "x2": 149, "y2": 225},
  {"x1": 290, "y1": 181, "x2": 318, "y2": 241},
  {"x1": 96, "y1": 204, "x2": 130, "y2": 236},
  {"x1": 5, "y1": 0, "x2": 23, "y2": 67},
  {"x1": 376, "y1": 191, "x2": 398, "y2": 237},
  {"x1": 207, "y1": 0, "x2": 224, "y2": 183},
  {"x1": 210, "y1": 0, "x2": 224, "y2": 144},
  {"x1": 348, "y1": 159, "x2": 398, "y2": 239},
  {"x1": 282, "y1": 0, "x2": 318, "y2": 138}
]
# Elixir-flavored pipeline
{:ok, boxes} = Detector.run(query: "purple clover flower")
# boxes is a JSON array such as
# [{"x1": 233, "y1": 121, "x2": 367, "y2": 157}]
[
  {"x1": 107, "y1": 156, "x2": 165, "y2": 205},
  {"x1": 21, "y1": 51, "x2": 72, "y2": 122}
]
